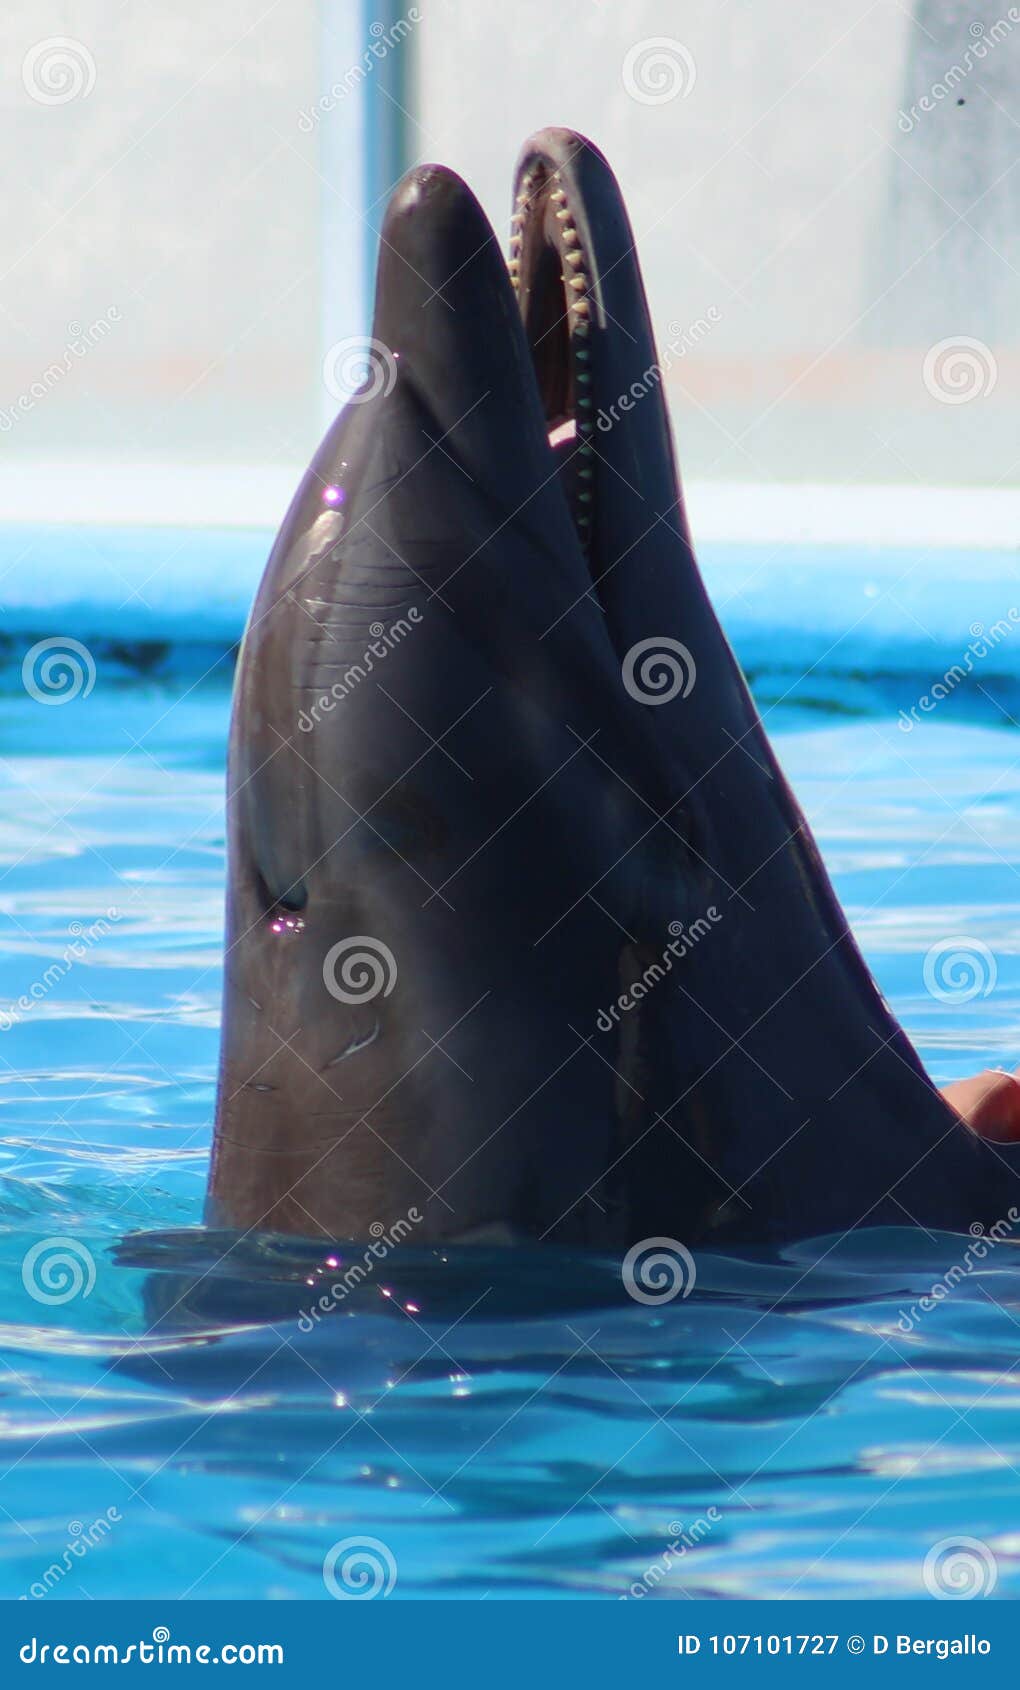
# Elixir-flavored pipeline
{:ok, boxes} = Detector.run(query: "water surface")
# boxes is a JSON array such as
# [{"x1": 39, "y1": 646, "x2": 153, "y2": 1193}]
[{"x1": 0, "y1": 640, "x2": 1018, "y2": 1601}]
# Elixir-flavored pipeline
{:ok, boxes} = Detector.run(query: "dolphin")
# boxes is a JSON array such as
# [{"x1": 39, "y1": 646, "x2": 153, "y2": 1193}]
[{"x1": 207, "y1": 127, "x2": 1018, "y2": 1250}]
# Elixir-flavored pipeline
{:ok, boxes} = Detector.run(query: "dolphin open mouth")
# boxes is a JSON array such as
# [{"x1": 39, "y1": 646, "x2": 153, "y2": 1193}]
[{"x1": 509, "y1": 144, "x2": 597, "y2": 549}]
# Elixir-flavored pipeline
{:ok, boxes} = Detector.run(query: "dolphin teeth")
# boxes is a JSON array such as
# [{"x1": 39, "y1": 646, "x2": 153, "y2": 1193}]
[
  {"x1": 578, "y1": 464, "x2": 593, "y2": 478},
  {"x1": 510, "y1": 212, "x2": 525, "y2": 228},
  {"x1": 550, "y1": 187, "x2": 566, "y2": 203},
  {"x1": 571, "y1": 299, "x2": 590, "y2": 317},
  {"x1": 564, "y1": 249, "x2": 584, "y2": 269},
  {"x1": 577, "y1": 370, "x2": 591, "y2": 385},
  {"x1": 574, "y1": 344, "x2": 589, "y2": 360},
  {"x1": 555, "y1": 207, "x2": 570, "y2": 222},
  {"x1": 567, "y1": 276, "x2": 588, "y2": 293},
  {"x1": 562, "y1": 227, "x2": 579, "y2": 246}
]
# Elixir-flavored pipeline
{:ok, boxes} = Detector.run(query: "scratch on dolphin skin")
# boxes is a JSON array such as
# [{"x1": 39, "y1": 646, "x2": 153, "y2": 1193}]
[{"x1": 326, "y1": 1021, "x2": 381, "y2": 1068}]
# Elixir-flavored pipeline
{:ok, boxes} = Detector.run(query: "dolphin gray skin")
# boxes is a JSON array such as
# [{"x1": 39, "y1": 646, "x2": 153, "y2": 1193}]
[{"x1": 208, "y1": 128, "x2": 1017, "y2": 1249}]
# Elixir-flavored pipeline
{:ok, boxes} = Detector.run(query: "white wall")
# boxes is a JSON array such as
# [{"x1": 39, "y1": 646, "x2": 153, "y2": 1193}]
[
  {"x1": 0, "y1": 2, "x2": 324, "y2": 466},
  {"x1": 418, "y1": 0, "x2": 1020, "y2": 488},
  {"x1": 0, "y1": 0, "x2": 1016, "y2": 497}
]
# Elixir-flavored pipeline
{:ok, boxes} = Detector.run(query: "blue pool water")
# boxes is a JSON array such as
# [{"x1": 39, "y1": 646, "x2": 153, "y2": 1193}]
[{"x1": 1, "y1": 594, "x2": 1019, "y2": 1602}]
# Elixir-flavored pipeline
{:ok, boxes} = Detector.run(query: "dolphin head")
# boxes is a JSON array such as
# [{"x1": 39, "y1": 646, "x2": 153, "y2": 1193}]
[{"x1": 209, "y1": 133, "x2": 1006, "y2": 1250}]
